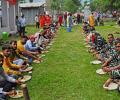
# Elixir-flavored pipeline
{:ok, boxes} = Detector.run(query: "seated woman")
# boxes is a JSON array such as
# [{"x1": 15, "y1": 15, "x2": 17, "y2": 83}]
[
  {"x1": 0, "y1": 54, "x2": 21, "y2": 100},
  {"x1": 103, "y1": 41, "x2": 120, "y2": 87}
]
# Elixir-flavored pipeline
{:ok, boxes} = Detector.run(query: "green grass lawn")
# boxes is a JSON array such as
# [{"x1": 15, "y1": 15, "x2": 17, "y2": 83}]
[{"x1": 8, "y1": 23, "x2": 120, "y2": 100}]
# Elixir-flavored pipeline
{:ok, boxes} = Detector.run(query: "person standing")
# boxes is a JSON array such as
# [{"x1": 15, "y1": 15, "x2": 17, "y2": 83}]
[
  {"x1": 19, "y1": 14, "x2": 26, "y2": 36},
  {"x1": 68, "y1": 13, "x2": 73, "y2": 28},
  {"x1": 94, "y1": 12, "x2": 98, "y2": 26},
  {"x1": 64, "y1": 12, "x2": 67, "y2": 27},
  {"x1": 45, "y1": 15, "x2": 51, "y2": 26},
  {"x1": 15, "y1": 16, "x2": 20, "y2": 36},
  {"x1": 89, "y1": 13, "x2": 95, "y2": 30},
  {"x1": 77, "y1": 14, "x2": 80, "y2": 24},
  {"x1": 67, "y1": 13, "x2": 73, "y2": 32},
  {"x1": 97, "y1": 12, "x2": 101, "y2": 26},
  {"x1": 40, "y1": 15, "x2": 45, "y2": 28},
  {"x1": 35, "y1": 15, "x2": 39, "y2": 28},
  {"x1": 58, "y1": 14, "x2": 63, "y2": 26},
  {"x1": 117, "y1": 16, "x2": 120, "y2": 26}
]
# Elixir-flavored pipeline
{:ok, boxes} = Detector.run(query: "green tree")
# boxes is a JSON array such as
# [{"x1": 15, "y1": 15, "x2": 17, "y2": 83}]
[
  {"x1": 51, "y1": 0, "x2": 81, "y2": 14},
  {"x1": 72, "y1": 0, "x2": 81, "y2": 6},
  {"x1": 51, "y1": 0, "x2": 62, "y2": 13},
  {"x1": 63, "y1": 0, "x2": 81, "y2": 13},
  {"x1": 90, "y1": 0, "x2": 120, "y2": 12}
]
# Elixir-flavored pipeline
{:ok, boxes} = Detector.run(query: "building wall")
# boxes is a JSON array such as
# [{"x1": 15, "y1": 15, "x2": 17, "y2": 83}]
[
  {"x1": 0, "y1": 0, "x2": 19, "y2": 34},
  {"x1": 9, "y1": 4, "x2": 15, "y2": 31},
  {"x1": 20, "y1": 0, "x2": 45, "y2": 3},
  {"x1": 21, "y1": 6, "x2": 44, "y2": 25}
]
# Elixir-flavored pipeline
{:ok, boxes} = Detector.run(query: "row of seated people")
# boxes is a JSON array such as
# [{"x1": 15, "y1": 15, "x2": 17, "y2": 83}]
[
  {"x1": 0, "y1": 22, "x2": 59, "y2": 100},
  {"x1": 82, "y1": 22, "x2": 120, "y2": 90}
]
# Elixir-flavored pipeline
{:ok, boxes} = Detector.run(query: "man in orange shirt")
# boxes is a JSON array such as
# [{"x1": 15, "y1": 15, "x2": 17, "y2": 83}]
[
  {"x1": 40, "y1": 15, "x2": 45, "y2": 28},
  {"x1": 45, "y1": 15, "x2": 51, "y2": 26}
]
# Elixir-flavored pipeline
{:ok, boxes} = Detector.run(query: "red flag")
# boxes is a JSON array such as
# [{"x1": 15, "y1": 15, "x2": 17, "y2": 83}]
[{"x1": 6, "y1": 0, "x2": 16, "y2": 5}]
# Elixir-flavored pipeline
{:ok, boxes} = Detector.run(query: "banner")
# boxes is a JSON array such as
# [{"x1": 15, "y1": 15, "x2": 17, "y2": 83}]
[{"x1": 6, "y1": 0, "x2": 16, "y2": 5}]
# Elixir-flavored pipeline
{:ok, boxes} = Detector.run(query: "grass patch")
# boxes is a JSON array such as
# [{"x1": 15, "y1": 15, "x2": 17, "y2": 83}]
[{"x1": 7, "y1": 23, "x2": 120, "y2": 100}]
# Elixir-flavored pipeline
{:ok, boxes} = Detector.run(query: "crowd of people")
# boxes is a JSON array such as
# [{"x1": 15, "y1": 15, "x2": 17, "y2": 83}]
[
  {"x1": 82, "y1": 21, "x2": 120, "y2": 91},
  {"x1": 2, "y1": 10, "x2": 119, "y2": 99},
  {"x1": 0, "y1": 19, "x2": 59, "y2": 99}
]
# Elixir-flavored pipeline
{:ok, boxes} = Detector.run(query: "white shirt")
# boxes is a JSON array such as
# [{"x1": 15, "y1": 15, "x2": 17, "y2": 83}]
[
  {"x1": 19, "y1": 17, "x2": 26, "y2": 27},
  {"x1": 35, "y1": 16, "x2": 39, "y2": 22}
]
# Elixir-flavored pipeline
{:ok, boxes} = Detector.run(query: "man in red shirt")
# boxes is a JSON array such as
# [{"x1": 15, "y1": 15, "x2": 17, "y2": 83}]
[{"x1": 58, "y1": 14, "x2": 63, "y2": 26}]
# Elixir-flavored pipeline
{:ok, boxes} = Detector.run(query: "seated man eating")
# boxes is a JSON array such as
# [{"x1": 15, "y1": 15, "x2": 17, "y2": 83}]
[
  {"x1": 103, "y1": 41, "x2": 120, "y2": 88},
  {"x1": 17, "y1": 36, "x2": 41, "y2": 64},
  {"x1": 34, "y1": 30, "x2": 49, "y2": 49},
  {"x1": 10, "y1": 40, "x2": 28, "y2": 66},
  {"x1": 0, "y1": 54, "x2": 22, "y2": 100},
  {"x1": 25, "y1": 35, "x2": 42, "y2": 53},
  {"x1": 1, "y1": 45, "x2": 25, "y2": 76}
]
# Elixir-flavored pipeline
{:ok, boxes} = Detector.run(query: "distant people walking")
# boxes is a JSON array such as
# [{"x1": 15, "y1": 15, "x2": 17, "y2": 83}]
[
  {"x1": 19, "y1": 14, "x2": 26, "y2": 36},
  {"x1": 35, "y1": 15, "x2": 39, "y2": 28}
]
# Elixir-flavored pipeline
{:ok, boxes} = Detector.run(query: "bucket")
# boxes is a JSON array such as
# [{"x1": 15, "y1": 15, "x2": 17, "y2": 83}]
[
  {"x1": 2, "y1": 32, "x2": 9, "y2": 40},
  {"x1": 67, "y1": 27, "x2": 71, "y2": 32}
]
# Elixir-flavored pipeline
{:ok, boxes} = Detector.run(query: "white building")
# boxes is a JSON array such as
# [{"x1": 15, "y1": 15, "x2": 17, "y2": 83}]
[
  {"x1": 19, "y1": 0, "x2": 46, "y2": 25},
  {"x1": 0, "y1": 0, "x2": 19, "y2": 34}
]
